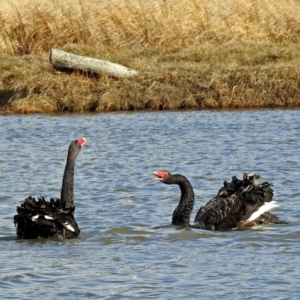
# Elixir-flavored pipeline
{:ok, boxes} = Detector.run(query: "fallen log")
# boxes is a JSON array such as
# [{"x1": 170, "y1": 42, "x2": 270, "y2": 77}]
[{"x1": 49, "y1": 48, "x2": 138, "y2": 78}]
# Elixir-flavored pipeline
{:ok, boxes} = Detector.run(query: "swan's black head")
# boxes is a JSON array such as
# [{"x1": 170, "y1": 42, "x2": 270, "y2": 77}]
[
  {"x1": 153, "y1": 170, "x2": 174, "y2": 184},
  {"x1": 69, "y1": 138, "x2": 87, "y2": 156},
  {"x1": 77, "y1": 138, "x2": 87, "y2": 147}
]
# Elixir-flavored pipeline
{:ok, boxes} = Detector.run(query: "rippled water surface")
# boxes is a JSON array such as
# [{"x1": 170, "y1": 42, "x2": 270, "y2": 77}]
[{"x1": 0, "y1": 110, "x2": 300, "y2": 299}]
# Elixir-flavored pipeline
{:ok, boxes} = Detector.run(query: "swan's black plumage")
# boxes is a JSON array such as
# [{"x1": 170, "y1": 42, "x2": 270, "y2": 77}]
[
  {"x1": 198, "y1": 173, "x2": 288, "y2": 227},
  {"x1": 14, "y1": 196, "x2": 80, "y2": 239},
  {"x1": 14, "y1": 138, "x2": 86, "y2": 239},
  {"x1": 154, "y1": 170, "x2": 287, "y2": 231}
]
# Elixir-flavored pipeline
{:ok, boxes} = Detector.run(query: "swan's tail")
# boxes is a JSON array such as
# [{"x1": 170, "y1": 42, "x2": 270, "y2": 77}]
[{"x1": 247, "y1": 201, "x2": 279, "y2": 222}]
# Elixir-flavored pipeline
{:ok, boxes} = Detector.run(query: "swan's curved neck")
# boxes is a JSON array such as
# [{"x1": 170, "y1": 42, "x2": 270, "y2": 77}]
[{"x1": 172, "y1": 175, "x2": 195, "y2": 226}]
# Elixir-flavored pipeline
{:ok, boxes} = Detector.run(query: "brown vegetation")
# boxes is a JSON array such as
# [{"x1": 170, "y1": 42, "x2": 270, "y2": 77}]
[{"x1": 1, "y1": 0, "x2": 300, "y2": 113}]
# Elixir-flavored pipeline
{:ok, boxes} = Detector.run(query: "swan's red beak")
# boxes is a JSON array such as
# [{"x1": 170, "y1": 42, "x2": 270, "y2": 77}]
[
  {"x1": 153, "y1": 171, "x2": 165, "y2": 181},
  {"x1": 78, "y1": 138, "x2": 87, "y2": 146}
]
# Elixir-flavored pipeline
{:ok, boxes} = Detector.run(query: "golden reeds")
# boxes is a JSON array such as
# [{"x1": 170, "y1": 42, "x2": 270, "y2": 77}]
[{"x1": 1, "y1": 0, "x2": 300, "y2": 113}]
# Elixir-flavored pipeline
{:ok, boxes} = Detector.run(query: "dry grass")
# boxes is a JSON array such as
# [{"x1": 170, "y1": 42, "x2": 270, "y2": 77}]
[{"x1": 1, "y1": 0, "x2": 300, "y2": 113}]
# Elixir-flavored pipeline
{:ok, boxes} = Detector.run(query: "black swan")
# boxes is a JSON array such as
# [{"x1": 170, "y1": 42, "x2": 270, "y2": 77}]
[
  {"x1": 14, "y1": 138, "x2": 86, "y2": 239},
  {"x1": 154, "y1": 170, "x2": 287, "y2": 230}
]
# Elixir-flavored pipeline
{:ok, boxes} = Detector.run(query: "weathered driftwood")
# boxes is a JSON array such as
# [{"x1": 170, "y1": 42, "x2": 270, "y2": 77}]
[{"x1": 49, "y1": 48, "x2": 138, "y2": 78}]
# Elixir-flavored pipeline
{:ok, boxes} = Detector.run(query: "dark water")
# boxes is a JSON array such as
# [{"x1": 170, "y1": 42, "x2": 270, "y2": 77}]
[{"x1": 0, "y1": 110, "x2": 300, "y2": 299}]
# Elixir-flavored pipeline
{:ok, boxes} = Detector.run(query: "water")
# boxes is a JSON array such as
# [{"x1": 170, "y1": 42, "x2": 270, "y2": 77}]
[{"x1": 0, "y1": 109, "x2": 300, "y2": 299}]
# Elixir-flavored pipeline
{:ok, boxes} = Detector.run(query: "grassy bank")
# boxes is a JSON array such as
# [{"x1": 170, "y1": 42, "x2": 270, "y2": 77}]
[{"x1": 1, "y1": 0, "x2": 300, "y2": 113}]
